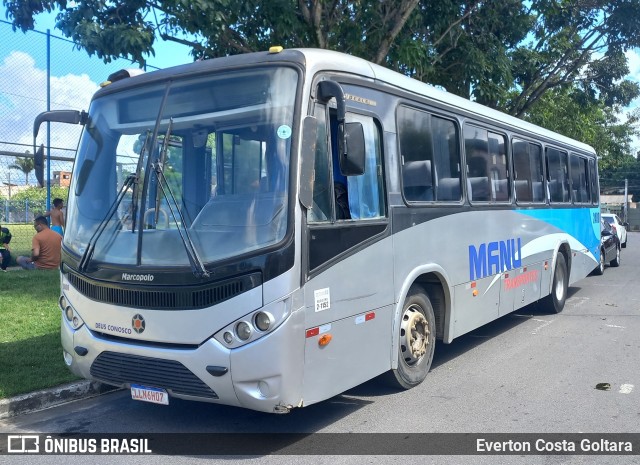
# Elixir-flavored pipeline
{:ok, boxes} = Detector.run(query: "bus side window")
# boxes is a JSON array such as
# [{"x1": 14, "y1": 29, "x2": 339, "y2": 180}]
[
  {"x1": 546, "y1": 147, "x2": 570, "y2": 203},
  {"x1": 308, "y1": 105, "x2": 385, "y2": 222},
  {"x1": 513, "y1": 139, "x2": 532, "y2": 202},
  {"x1": 513, "y1": 138, "x2": 544, "y2": 203},
  {"x1": 589, "y1": 158, "x2": 598, "y2": 205},
  {"x1": 397, "y1": 106, "x2": 461, "y2": 202},
  {"x1": 530, "y1": 144, "x2": 544, "y2": 202},
  {"x1": 570, "y1": 153, "x2": 589, "y2": 204},
  {"x1": 343, "y1": 113, "x2": 385, "y2": 219},
  {"x1": 464, "y1": 126, "x2": 491, "y2": 202},
  {"x1": 397, "y1": 106, "x2": 434, "y2": 202}
]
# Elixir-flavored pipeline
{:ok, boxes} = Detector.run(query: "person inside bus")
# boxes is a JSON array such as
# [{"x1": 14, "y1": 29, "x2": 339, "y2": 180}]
[
  {"x1": 16, "y1": 216, "x2": 62, "y2": 270},
  {"x1": 333, "y1": 169, "x2": 351, "y2": 220},
  {"x1": 0, "y1": 223, "x2": 11, "y2": 272}
]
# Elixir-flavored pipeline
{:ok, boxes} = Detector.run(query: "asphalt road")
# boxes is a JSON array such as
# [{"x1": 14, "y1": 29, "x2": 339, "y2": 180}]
[{"x1": 1, "y1": 233, "x2": 639, "y2": 465}]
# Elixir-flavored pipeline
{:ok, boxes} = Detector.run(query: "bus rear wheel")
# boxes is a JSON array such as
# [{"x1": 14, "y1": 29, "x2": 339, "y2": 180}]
[
  {"x1": 541, "y1": 253, "x2": 568, "y2": 314},
  {"x1": 385, "y1": 286, "x2": 436, "y2": 389}
]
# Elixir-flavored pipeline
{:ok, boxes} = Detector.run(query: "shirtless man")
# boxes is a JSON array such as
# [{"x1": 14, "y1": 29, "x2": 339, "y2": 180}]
[{"x1": 45, "y1": 198, "x2": 65, "y2": 236}]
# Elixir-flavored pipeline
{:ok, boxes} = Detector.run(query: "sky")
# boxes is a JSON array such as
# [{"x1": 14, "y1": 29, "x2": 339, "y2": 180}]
[
  {"x1": 0, "y1": 5, "x2": 193, "y2": 186},
  {"x1": 0, "y1": 4, "x2": 639, "y2": 188}
]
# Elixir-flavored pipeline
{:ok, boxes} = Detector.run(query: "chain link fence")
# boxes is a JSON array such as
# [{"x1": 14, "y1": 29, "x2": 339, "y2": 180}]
[{"x1": 0, "y1": 20, "x2": 165, "y2": 261}]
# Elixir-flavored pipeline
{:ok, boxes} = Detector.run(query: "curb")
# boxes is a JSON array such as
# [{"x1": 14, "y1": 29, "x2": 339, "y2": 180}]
[{"x1": 0, "y1": 381, "x2": 121, "y2": 420}]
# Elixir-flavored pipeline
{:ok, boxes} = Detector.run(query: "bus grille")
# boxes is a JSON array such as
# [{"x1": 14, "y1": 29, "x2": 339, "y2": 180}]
[
  {"x1": 90, "y1": 352, "x2": 218, "y2": 399},
  {"x1": 66, "y1": 272, "x2": 259, "y2": 310}
]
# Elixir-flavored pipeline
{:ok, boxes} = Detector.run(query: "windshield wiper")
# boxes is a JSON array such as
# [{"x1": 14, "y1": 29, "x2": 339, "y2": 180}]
[
  {"x1": 78, "y1": 174, "x2": 138, "y2": 272},
  {"x1": 153, "y1": 163, "x2": 210, "y2": 279},
  {"x1": 151, "y1": 122, "x2": 209, "y2": 278}
]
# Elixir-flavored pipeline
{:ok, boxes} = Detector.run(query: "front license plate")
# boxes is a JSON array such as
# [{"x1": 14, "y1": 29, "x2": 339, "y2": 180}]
[{"x1": 130, "y1": 384, "x2": 169, "y2": 405}]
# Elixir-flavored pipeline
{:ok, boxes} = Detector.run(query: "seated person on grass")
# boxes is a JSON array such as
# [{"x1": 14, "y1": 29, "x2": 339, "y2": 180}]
[
  {"x1": 16, "y1": 216, "x2": 62, "y2": 270},
  {"x1": 0, "y1": 223, "x2": 11, "y2": 271}
]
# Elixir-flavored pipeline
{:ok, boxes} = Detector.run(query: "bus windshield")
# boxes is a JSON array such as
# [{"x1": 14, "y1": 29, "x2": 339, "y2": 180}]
[{"x1": 64, "y1": 66, "x2": 297, "y2": 269}]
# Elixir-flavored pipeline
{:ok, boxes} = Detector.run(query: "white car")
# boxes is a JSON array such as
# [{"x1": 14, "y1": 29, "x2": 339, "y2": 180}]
[{"x1": 602, "y1": 213, "x2": 628, "y2": 248}]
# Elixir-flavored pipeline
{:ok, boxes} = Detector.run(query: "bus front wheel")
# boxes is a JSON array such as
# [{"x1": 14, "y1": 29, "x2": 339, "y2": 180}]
[
  {"x1": 385, "y1": 286, "x2": 436, "y2": 390},
  {"x1": 541, "y1": 253, "x2": 568, "y2": 314}
]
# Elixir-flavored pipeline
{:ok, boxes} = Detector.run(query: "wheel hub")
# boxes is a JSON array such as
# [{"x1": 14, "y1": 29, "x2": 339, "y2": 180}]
[{"x1": 400, "y1": 306, "x2": 430, "y2": 366}]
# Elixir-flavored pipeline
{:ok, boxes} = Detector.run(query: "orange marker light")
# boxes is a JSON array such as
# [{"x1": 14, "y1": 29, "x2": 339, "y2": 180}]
[
  {"x1": 318, "y1": 334, "x2": 332, "y2": 346},
  {"x1": 472, "y1": 289, "x2": 479, "y2": 297}
]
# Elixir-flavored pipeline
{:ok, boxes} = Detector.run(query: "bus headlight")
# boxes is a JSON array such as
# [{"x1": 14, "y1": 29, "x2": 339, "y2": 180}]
[
  {"x1": 254, "y1": 312, "x2": 272, "y2": 331},
  {"x1": 60, "y1": 295, "x2": 85, "y2": 330},
  {"x1": 65, "y1": 306, "x2": 74, "y2": 322},
  {"x1": 213, "y1": 296, "x2": 292, "y2": 349},
  {"x1": 235, "y1": 322, "x2": 252, "y2": 341}
]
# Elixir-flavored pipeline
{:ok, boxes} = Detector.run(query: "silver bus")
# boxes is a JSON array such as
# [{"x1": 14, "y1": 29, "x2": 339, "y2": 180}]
[{"x1": 35, "y1": 48, "x2": 603, "y2": 413}]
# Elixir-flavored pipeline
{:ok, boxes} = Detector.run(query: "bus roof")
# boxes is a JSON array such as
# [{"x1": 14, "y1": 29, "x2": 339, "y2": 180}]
[
  {"x1": 97, "y1": 47, "x2": 595, "y2": 155},
  {"x1": 294, "y1": 48, "x2": 596, "y2": 155}
]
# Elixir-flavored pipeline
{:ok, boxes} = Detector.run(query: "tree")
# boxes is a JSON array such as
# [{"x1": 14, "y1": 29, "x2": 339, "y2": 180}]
[
  {"x1": 9, "y1": 156, "x2": 35, "y2": 186},
  {"x1": 507, "y1": 0, "x2": 640, "y2": 117},
  {"x1": 4, "y1": 0, "x2": 639, "y2": 153},
  {"x1": 11, "y1": 185, "x2": 69, "y2": 204},
  {"x1": 2, "y1": 0, "x2": 421, "y2": 66},
  {"x1": 6, "y1": 1, "x2": 640, "y2": 113},
  {"x1": 525, "y1": 87, "x2": 638, "y2": 156}
]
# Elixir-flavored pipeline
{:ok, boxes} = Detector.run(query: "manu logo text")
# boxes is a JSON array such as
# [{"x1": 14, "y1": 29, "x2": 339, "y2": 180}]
[{"x1": 469, "y1": 238, "x2": 522, "y2": 281}]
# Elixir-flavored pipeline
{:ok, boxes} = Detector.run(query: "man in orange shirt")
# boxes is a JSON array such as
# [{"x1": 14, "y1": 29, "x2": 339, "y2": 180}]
[{"x1": 16, "y1": 216, "x2": 62, "y2": 270}]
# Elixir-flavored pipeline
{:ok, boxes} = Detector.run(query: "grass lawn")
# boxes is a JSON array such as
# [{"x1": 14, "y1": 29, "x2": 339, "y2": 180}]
[{"x1": 0, "y1": 269, "x2": 79, "y2": 398}]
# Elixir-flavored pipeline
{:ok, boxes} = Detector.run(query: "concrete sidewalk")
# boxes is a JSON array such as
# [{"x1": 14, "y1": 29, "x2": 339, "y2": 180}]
[{"x1": 0, "y1": 381, "x2": 121, "y2": 420}]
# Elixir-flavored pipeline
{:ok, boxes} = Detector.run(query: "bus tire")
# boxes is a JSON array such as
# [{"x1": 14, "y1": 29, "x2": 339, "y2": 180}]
[
  {"x1": 385, "y1": 286, "x2": 436, "y2": 390},
  {"x1": 541, "y1": 253, "x2": 568, "y2": 313}
]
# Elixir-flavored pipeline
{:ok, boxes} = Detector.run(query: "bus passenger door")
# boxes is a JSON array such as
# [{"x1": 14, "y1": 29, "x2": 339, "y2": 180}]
[{"x1": 302, "y1": 103, "x2": 394, "y2": 406}]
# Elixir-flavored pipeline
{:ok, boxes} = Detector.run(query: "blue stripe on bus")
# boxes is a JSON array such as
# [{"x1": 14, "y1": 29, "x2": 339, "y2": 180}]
[{"x1": 516, "y1": 207, "x2": 601, "y2": 256}]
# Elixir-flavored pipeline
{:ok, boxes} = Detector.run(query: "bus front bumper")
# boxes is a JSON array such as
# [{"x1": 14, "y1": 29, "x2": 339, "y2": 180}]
[{"x1": 60, "y1": 307, "x2": 305, "y2": 413}]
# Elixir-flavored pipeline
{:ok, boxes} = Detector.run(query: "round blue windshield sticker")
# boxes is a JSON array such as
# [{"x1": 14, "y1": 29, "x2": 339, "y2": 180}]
[{"x1": 277, "y1": 125, "x2": 292, "y2": 139}]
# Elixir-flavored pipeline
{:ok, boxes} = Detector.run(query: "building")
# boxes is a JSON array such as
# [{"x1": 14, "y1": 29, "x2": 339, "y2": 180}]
[{"x1": 52, "y1": 171, "x2": 72, "y2": 187}]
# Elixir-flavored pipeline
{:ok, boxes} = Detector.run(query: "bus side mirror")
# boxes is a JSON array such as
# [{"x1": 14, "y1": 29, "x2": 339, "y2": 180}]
[
  {"x1": 316, "y1": 81, "x2": 366, "y2": 177},
  {"x1": 33, "y1": 109, "x2": 88, "y2": 188},
  {"x1": 299, "y1": 116, "x2": 318, "y2": 210},
  {"x1": 33, "y1": 110, "x2": 87, "y2": 139},
  {"x1": 34, "y1": 144, "x2": 45, "y2": 188},
  {"x1": 339, "y1": 122, "x2": 365, "y2": 176}
]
